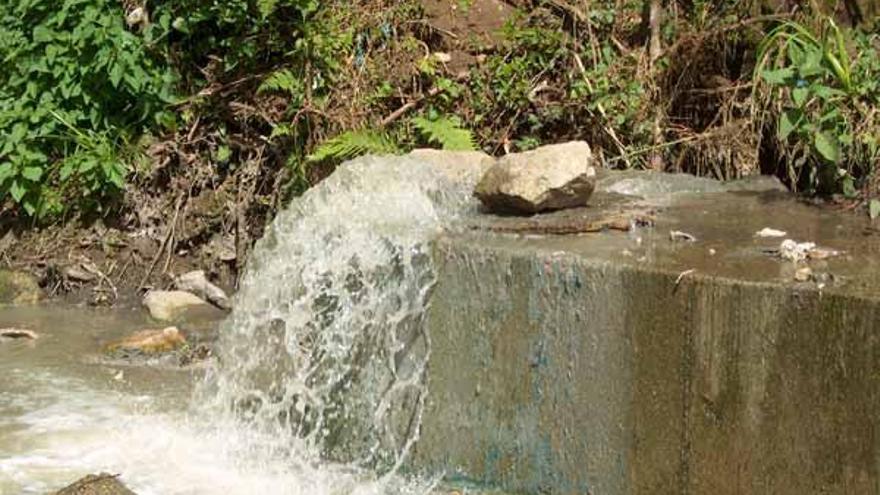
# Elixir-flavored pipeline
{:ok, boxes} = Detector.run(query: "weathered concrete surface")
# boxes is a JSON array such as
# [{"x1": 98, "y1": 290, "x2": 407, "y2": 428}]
[{"x1": 412, "y1": 189, "x2": 880, "y2": 494}]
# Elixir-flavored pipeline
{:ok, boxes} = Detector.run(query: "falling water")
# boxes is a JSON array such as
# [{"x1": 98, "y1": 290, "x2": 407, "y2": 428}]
[
  {"x1": 195, "y1": 154, "x2": 484, "y2": 490},
  {"x1": 0, "y1": 153, "x2": 486, "y2": 494}
]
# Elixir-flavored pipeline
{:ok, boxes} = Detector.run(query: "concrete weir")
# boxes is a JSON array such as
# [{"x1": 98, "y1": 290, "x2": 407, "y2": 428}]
[{"x1": 412, "y1": 181, "x2": 880, "y2": 494}]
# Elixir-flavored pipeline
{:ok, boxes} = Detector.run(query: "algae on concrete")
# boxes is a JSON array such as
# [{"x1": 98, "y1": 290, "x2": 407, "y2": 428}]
[{"x1": 409, "y1": 189, "x2": 880, "y2": 495}]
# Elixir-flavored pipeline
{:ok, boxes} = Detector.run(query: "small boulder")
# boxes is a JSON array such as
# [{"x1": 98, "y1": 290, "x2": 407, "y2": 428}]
[
  {"x1": 174, "y1": 270, "x2": 231, "y2": 310},
  {"x1": 105, "y1": 326, "x2": 186, "y2": 354},
  {"x1": 0, "y1": 269, "x2": 42, "y2": 305},
  {"x1": 474, "y1": 141, "x2": 596, "y2": 214},
  {"x1": 143, "y1": 290, "x2": 212, "y2": 321},
  {"x1": 52, "y1": 473, "x2": 137, "y2": 495}
]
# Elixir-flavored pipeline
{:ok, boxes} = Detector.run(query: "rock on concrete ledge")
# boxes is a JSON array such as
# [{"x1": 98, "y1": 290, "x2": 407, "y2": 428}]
[{"x1": 474, "y1": 141, "x2": 596, "y2": 214}]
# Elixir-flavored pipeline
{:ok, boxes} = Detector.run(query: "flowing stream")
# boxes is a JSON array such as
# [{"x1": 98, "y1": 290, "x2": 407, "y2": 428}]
[{"x1": 0, "y1": 155, "x2": 483, "y2": 494}]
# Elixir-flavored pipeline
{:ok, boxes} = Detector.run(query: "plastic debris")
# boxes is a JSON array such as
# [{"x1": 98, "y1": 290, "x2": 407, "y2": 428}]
[
  {"x1": 779, "y1": 239, "x2": 815, "y2": 262},
  {"x1": 776, "y1": 239, "x2": 841, "y2": 263},
  {"x1": 756, "y1": 227, "x2": 787, "y2": 238}
]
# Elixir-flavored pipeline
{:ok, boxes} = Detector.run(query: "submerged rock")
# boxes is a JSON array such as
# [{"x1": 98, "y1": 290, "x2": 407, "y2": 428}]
[
  {"x1": 174, "y1": 270, "x2": 231, "y2": 310},
  {"x1": 105, "y1": 326, "x2": 186, "y2": 355},
  {"x1": 474, "y1": 141, "x2": 596, "y2": 214},
  {"x1": 142, "y1": 290, "x2": 212, "y2": 321},
  {"x1": 52, "y1": 473, "x2": 137, "y2": 495},
  {"x1": 0, "y1": 269, "x2": 42, "y2": 304},
  {"x1": 0, "y1": 328, "x2": 38, "y2": 341}
]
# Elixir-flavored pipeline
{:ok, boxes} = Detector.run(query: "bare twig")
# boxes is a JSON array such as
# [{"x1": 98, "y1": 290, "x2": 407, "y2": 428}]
[
  {"x1": 675, "y1": 269, "x2": 696, "y2": 287},
  {"x1": 380, "y1": 86, "x2": 443, "y2": 127},
  {"x1": 139, "y1": 194, "x2": 183, "y2": 289}
]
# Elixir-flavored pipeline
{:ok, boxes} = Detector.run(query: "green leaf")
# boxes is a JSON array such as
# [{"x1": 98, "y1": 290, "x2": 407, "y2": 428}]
[
  {"x1": 798, "y1": 50, "x2": 825, "y2": 78},
  {"x1": 59, "y1": 161, "x2": 75, "y2": 180},
  {"x1": 270, "y1": 124, "x2": 293, "y2": 139},
  {"x1": 788, "y1": 42, "x2": 806, "y2": 67},
  {"x1": 761, "y1": 67, "x2": 795, "y2": 85},
  {"x1": 0, "y1": 163, "x2": 13, "y2": 181},
  {"x1": 791, "y1": 87, "x2": 809, "y2": 107},
  {"x1": 778, "y1": 110, "x2": 800, "y2": 140},
  {"x1": 109, "y1": 63, "x2": 123, "y2": 88},
  {"x1": 21, "y1": 166, "x2": 42, "y2": 181},
  {"x1": 818, "y1": 108, "x2": 841, "y2": 124},
  {"x1": 9, "y1": 180, "x2": 26, "y2": 202},
  {"x1": 22, "y1": 199, "x2": 36, "y2": 216},
  {"x1": 308, "y1": 130, "x2": 400, "y2": 162},
  {"x1": 33, "y1": 25, "x2": 53, "y2": 43},
  {"x1": 813, "y1": 85, "x2": 846, "y2": 100},
  {"x1": 814, "y1": 131, "x2": 840, "y2": 163},
  {"x1": 411, "y1": 115, "x2": 477, "y2": 151},
  {"x1": 870, "y1": 199, "x2": 880, "y2": 220},
  {"x1": 216, "y1": 145, "x2": 232, "y2": 162},
  {"x1": 10, "y1": 124, "x2": 27, "y2": 143},
  {"x1": 258, "y1": 0, "x2": 279, "y2": 18}
]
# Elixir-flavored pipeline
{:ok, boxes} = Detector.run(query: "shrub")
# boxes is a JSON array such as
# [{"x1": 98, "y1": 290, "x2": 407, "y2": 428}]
[
  {"x1": 0, "y1": 0, "x2": 176, "y2": 217},
  {"x1": 755, "y1": 17, "x2": 880, "y2": 194}
]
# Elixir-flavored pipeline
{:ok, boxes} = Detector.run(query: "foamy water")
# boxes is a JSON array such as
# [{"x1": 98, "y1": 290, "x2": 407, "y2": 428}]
[{"x1": 0, "y1": 154, "x2": 485, "y2": 494}]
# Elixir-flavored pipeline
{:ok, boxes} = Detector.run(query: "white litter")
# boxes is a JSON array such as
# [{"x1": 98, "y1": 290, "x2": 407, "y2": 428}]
[
  {"x1": 756, "y1": 228, "x2": 787, "y2": 238},
  {"x1": 779, "y1": 239, "x2": 816, "y2": 262}
]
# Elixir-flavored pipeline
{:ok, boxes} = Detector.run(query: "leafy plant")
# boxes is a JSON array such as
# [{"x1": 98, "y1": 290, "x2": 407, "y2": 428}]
[
  {"x1": 755, "y1": 17, "x2": 880, "y2": 194},
  {"x1": 411, "y1": 115, "x2": 476, "y2": 151},
  {"x1": 0, "y1": 0, "x2": 175, "y2": 216},
  {"x1": 307, "y1": 130, "x2": 400, "y2": 162},
  {"x1": 259, "y1": 69, "x2": 306, "y2": 98}
]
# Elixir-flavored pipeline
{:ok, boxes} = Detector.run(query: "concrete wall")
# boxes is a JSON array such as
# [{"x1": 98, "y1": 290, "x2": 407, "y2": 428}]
[{"x1": 411, "y1": 238, "x2": 880, "y2": 494}]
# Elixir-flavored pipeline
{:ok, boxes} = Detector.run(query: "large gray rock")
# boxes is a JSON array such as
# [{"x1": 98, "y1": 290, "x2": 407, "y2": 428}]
[
  {"x1": 474, "y1": 141, "x2": 596, "y2": 214},
  {"x1": 0, "y1": 270, "x2": 41, "y2": 304},
  {"x1": 143, "y1": 290, "x2": 213, "y2": 321},
  {"x1": 174, "y1": 270, "x2": 231, "y2": 310}
]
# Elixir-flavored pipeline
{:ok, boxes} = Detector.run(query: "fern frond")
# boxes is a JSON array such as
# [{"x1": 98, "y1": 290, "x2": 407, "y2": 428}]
[
  {"x1": 307, "y1": 129, "x2": 400, "y2": 162},
  {"x1": 258, "y1": 69, "x2": 303, "y2": 96},
  {"x1": 269, "y1": 123, "x2": 293, "y2": 139},
  {"x1": 412, "y1": 115, "x2": 476, "y2": 151}
]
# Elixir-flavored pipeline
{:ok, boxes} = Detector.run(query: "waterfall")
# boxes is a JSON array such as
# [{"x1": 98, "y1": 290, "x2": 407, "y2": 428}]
[{"x1": 196, "y1": 154, "x2": 484, "y2": 491}]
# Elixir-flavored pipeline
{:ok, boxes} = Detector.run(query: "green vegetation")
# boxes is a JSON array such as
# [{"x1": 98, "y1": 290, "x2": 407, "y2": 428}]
[
  {"x1": 0, "y1": 0, "x2": 175, "y2": 216},
  {"x1": 1, "y1": 0, "x2": 879, "y2": 222},
  {"x1": 755, "y1": 17, "x2": 880, "y2": 195}
]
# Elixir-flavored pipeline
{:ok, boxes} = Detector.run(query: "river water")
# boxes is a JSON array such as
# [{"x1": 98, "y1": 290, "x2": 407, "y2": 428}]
[{"x1": 0, "y1": 155, "x2": 484, "y2": 494}]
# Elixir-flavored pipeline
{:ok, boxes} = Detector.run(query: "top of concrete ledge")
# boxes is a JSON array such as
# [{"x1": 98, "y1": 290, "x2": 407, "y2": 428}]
[{"x1": 449, "y1": 171, "x2": 880, "y2": 302}]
